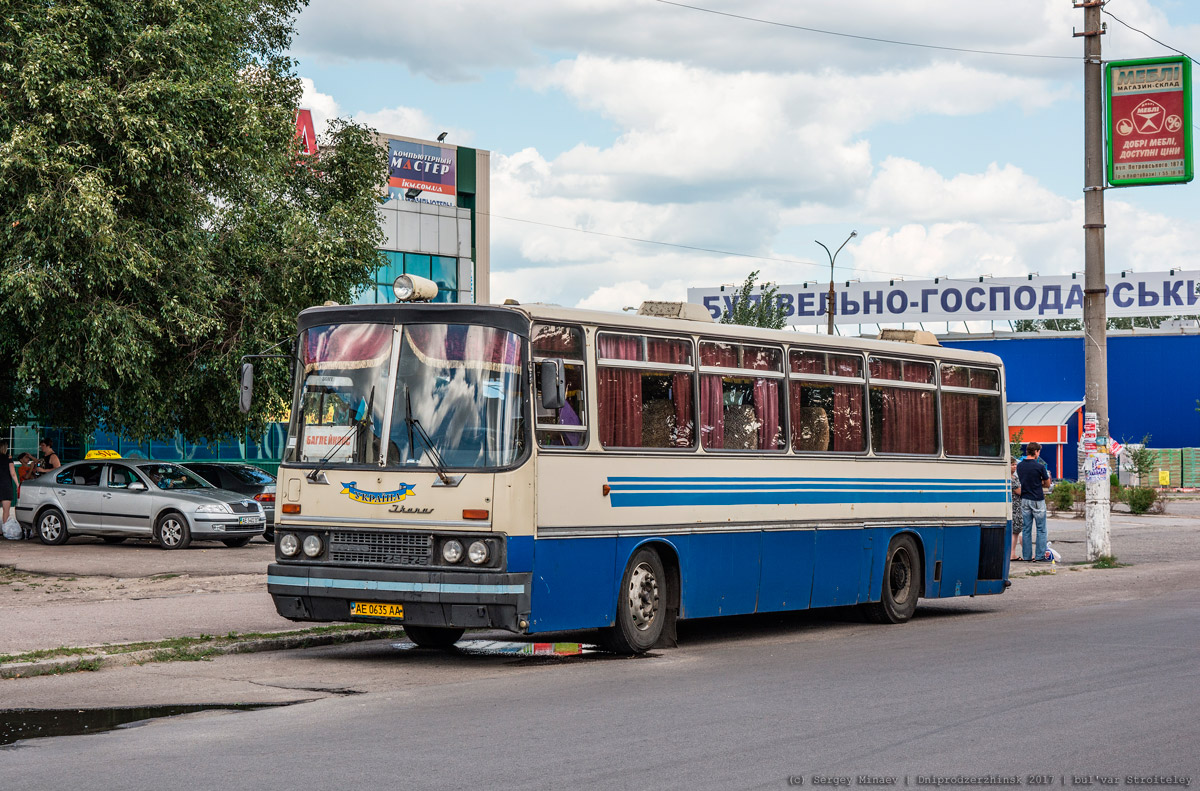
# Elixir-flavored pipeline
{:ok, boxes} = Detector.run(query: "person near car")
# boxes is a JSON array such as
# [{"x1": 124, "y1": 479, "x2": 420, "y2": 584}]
[
  {"x1": 1010, "y1": 457, "x2": 1023, "y2": 561},
  {"x1": 0, "y1": 440, "x2": 18, "y2": 529},
  {"x1": 36, "y1": 438, "x2": 61, "y2": 475},
  {"x1": 1017, "y1": 442, "x2": 1052, "y2": 562}
]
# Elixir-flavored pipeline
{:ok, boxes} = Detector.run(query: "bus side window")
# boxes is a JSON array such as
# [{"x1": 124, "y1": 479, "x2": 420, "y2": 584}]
[
  {"x1": 789, "y1": 350, "x2": 866, "y2": 453},
  {"x1": 597, "y1": 333, "x2": 695, "y2": 450},
  {"x1": 533, "y1": 324, "x2": 588, "y2": 448},
  {"x1": 700, "y1": 341, "x2": 786, "y2": 452}
]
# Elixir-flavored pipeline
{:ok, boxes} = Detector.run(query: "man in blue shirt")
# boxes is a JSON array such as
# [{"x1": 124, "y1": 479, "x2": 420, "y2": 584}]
[{"x1": 1016, "y1": 442, "x2": 1053, "y2": 561}]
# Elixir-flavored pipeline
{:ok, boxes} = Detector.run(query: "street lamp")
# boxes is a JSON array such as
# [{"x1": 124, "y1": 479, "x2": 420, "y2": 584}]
[{"x1": 815, "y1": 231, "x2": 857, "y2": 336}]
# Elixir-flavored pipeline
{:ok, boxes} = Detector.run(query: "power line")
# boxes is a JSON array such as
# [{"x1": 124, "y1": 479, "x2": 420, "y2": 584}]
[
  {"x1": 654, "y1": 0, "x2": 1079, "y2": 61},
  {"x1": 1101, "y1": 8, "x2": 1199, "y2": 66}
]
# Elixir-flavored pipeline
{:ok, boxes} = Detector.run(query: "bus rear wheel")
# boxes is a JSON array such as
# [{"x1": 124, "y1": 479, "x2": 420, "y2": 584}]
[
  {"x1": 403, "y1": 625, "x2": 465, "y2": 649},
  {"x1": 864, "y1": 534, "x2": 921, "y2": 624},
  {"x1": 600, "y1": 547, "x2": 668, "y2": 654}
]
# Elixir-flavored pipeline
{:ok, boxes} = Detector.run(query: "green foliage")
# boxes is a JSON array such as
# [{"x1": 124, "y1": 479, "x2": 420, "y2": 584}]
[
  {"x1": 719, "y1": 271, "x2": 787, "y2": 330},
  {"x1": 1091, "y1": 555, "x2": 1126, "y2": 569},
  {"x1": 0, "y1": 0, "x2": 388, "y2": 441},
  {"x1": 1010, "y1": 427, "x2": 1024, "y2": 460},
  {"x1": 1126, "y1": 486, "x2": 1157, "y2": 516},
  {"x1": 1048, "y1": 480, "x2": 1080, "y2": 513},
  {"x1": 1122, "y1": 434, "x2": 1157, "y2": 485}
]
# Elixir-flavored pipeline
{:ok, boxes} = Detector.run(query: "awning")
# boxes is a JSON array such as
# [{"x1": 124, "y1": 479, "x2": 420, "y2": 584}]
[{"x1": 1007, "y1": 401, "x2": 1084, "y2": 444}]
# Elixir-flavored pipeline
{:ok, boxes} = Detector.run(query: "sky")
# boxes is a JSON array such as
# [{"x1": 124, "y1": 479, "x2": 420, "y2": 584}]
[{"x1": 289, "y1": 0, "x2": 1200, "y2": 315}]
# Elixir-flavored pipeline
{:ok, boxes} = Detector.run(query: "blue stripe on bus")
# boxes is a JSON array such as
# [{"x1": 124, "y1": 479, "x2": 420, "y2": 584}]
[
  {"x1": 607, "y1": 476, "x2": 1008, "y2": 486},
  {"x1": 267, "y1": 574, "x2": 527, "y2": 596},
  {"x1": 607, "y1": 482, "x2": 1006, "y2": 492},
  {"x1": 608, "y1": 490, "x2": 1007, "y2": 507}
]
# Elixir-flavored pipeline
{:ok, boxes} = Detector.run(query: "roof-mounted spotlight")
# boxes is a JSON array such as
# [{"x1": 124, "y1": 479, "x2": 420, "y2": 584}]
[
  {"x1": 393, "y1": 274, "x2": 439, "y2": 303},
  {"x1": 437, "y1": 131, "x2": 448, "y2": 142},
  {"x1": 404, "y1": 186, "x2": 422, "y2": 200}
]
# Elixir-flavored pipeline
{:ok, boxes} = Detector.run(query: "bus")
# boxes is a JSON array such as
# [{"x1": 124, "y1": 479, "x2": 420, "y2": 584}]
[{"x1": 262, "y1": 296, "x2": 1011, "y2": 653}]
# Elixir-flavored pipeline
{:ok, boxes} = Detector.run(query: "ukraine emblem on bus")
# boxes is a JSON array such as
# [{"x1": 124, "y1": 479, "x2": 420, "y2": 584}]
[{"x1": 340, "y1": 482, "x2": 416, "y2": 505}]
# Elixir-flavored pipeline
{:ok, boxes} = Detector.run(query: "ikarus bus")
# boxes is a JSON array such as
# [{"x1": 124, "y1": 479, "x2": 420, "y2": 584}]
[{"x1": 257, "y1": 282, "x2": 1012, "y2": 654}]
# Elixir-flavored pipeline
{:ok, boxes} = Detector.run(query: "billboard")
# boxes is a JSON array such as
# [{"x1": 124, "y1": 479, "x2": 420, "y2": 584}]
[
  {"x1": 1106, "y1": 56, "x2": 1192, "y2": 186},
  {"x1": 688, "y1": 270, "x2": 1200, "y2": 326},
  {"x1": 388, "y1": 139, "x2": 457, "y2": 205}
]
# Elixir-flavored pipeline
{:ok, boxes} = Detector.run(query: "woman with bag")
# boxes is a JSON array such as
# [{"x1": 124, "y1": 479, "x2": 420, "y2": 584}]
[{"x1": 0, "y1": 440, "x2": 20, "y2": 539}]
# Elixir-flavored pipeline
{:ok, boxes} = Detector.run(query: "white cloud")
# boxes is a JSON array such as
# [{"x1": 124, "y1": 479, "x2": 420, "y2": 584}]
[{"x1": 299, "y1": 77, "x2": 340, "y2": 137}]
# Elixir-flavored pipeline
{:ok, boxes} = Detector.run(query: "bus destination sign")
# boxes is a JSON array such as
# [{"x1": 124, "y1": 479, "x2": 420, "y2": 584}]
[{"x1": 1106, "y1": 56, "x2": 1193, "y2": 186}]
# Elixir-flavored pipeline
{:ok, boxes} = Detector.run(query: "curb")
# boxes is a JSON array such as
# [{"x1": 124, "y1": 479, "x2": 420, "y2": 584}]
[{"x1": 0, "y1": 627, "x2": 406, "y2": 680}]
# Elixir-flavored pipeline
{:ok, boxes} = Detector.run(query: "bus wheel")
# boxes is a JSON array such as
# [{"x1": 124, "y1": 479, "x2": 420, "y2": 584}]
[
  {"x1": 404, "y1": 625, "x2": 465, "y2": 649},
  {"x1": 864, "y1": 534, "x2": 922, "y2": 624},
  {"x1": 601, "y1": 547, "x2": 667, "y2": 654}
]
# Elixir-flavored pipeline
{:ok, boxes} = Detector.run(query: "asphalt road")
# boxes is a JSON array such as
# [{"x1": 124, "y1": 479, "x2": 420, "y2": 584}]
[{"x1": 3, "y1": 559, "x2": 1198, "y2": 790}]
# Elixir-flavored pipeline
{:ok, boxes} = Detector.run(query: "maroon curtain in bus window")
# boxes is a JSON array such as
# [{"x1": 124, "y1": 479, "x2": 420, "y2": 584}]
[
  {"x1": 942, "y1": 393, "x2": 980, "y2": 456},
  {"x1": 700, "y1": 374, "x2": 725, "y2": 448},
  {"x1": 753, "y1": 378, "x2": 782, "y2": 449},
  {"x1": 598, "y1": 334, "x2": 643, "y2": 446},
  {"x1": 406, "y1": 324, "x2": 520, "y2": 366},
  {"x1": 648, "y1": 338, "x2": 693, "y2": 447},
  {"x1": 790, "y1": 350, "x2": 825, "y2": 375},
  {"x1": 832, "y1": 383, "x2": 864, "y2": 451},
  {"x1": 304, "y1": 323, "x2": 392, "y2": 369},
  {"x1": 531, "y1": 325, "x2": 583, "y2": 357},
  {"x1": 875, "y1": 359, "x2": 936, "y2": 453},
  {"x1": 700, "y1": 344, "x2": 737, "y2": 449}
]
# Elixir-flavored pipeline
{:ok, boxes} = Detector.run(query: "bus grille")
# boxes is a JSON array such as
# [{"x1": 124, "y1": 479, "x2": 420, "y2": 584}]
[{"x1": 328, "y1": 531, "x2": 433, "y2": 567}]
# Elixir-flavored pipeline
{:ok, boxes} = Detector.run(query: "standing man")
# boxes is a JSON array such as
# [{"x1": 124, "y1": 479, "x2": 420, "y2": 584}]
[
  {"x1": 1017, "y1": 442, "x2": 1052, "y2": 561},
  {"x1": 36, "y1": 438, "x2": 61, "y2": 476}
]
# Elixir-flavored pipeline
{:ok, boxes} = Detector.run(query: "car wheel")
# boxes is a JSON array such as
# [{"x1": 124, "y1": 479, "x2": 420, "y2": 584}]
[
  {"x1": 600, "y1": 547, "x2": 668, "y2": 654},
  {"x1": 101, "y1": 536, "x2": 127, "y2": 544},
  {"x1": 222, "y1": 537, "x2": 253, "y2": 548},
  {"x1": 863, "y1": 534, "x2": 922, "y2": 624},
  {"x1": 403, "y1": 625, "x2": 465, "y2": 649},
  {"x1": 156, "y1": 512, "x2": 191, "y2": 550},
  {"x1": 37, "y1": 508, "x2": 70, "y2": 545},
  {"x1": 262, "y1": 530, "x2": 274, "y2": 544}
]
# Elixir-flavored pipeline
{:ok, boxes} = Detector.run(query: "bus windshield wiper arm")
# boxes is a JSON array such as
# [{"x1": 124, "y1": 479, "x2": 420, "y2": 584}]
[
  {"x1": 404, "y1": 385, "x2": 455, "y2": 486},
  {"x1": 307, "y1": 386, "x2": 373, "y2": 482}
]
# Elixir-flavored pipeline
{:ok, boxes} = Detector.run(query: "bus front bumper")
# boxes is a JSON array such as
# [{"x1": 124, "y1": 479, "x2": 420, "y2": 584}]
[{"x1": 267, "y1": 563, "x2": 533, "y2": 633}]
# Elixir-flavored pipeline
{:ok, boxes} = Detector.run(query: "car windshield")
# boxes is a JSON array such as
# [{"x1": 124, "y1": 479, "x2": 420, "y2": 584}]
[
  {"x1": 285, "y1": 321, "x2": 528, "y2": 469},
  {"x1": 138, "y1": 463, "x2": 212, "y2": 490},
  {"x1": 286, "y1": 322, "x2": 393, "y2": 465},
  {"x1": 227, "y1": 465, "x2": 275, "y2": 485}
]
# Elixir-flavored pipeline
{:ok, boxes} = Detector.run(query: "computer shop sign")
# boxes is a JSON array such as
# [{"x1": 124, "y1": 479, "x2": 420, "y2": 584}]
[
  {"x1": 1106, "y1": 56, "x2": 1192, "y2": 186},
  {"x1": 388, "y1": 139, "x2": 457, "y2": 205}
]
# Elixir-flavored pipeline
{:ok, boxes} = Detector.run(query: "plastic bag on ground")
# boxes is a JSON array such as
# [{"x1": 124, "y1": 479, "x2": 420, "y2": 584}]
[
  {"x1": 2, "y1": 515, "x2": 22, "y2": 541},
  {"x1": 1046, "y1": 542, "x2": 1062, "y2": 562}
]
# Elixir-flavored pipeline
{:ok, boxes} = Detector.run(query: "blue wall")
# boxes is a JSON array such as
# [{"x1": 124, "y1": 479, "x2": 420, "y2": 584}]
[{"x1": 942, "y1": 335, "x2": 1200, "y2": 478}]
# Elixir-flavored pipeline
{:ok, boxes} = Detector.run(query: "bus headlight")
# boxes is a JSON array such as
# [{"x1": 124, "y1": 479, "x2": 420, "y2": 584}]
[
  {"x1": 393, "y1": 274, "x2": 438, "y2": 302},
  {"x1": 303, "y1": 535, "x2": 323, "y2": 557},
  {"x1": 442, "y1": 539, "x2": 464, "y2": 564},
  {"x1": 279, "y1": 533, "x2": 300, "y2": 557},
  {"x1": 468, "y1": 541, "x2": 490, "y2": 565}
]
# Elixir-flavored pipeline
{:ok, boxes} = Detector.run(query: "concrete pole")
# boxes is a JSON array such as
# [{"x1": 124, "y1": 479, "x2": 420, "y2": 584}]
[{"x1": 1079, "y1": 0, "x2": 1112, "y2": 559}]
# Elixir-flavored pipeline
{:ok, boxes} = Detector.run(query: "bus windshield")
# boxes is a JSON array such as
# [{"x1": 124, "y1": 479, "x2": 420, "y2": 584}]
[
  {"x1": 285, "y1": 321, "x2": 527, "y2": 469},
  {"x1": 287, "y1": 322, "x2": 394, "y2": 466},
  {"x1": 388, "y1": 324, "x2": 526, "y2": 469}
]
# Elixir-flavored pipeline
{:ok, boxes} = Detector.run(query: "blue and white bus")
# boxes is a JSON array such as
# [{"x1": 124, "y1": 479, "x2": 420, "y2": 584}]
[{"x1": 263, "y1": 296, "x2": 1010, "y2": 653}]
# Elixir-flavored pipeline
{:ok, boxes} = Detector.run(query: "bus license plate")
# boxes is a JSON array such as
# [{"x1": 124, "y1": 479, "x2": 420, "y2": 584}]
[{"x1": 350, "y1": 601, "x2": 404, "y2": 620}]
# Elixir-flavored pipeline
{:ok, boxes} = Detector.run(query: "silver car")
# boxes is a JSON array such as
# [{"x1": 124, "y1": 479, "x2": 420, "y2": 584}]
[{"x1": 16, "y1": 460, "x2": 266, "y2": 549}]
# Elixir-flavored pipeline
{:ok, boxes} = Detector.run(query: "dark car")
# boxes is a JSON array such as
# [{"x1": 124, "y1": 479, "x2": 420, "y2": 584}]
[{"x1": 182, "y1": 463, "x2": 277, "y2": 541}]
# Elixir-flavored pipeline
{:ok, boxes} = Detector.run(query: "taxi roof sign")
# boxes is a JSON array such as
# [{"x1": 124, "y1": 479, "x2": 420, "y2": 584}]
[{"x1": 84, "y1": 449, "x2": 122, "y2": 459}]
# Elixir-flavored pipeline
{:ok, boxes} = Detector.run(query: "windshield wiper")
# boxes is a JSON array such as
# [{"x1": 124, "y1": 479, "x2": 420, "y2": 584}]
[
  {"x1": 404, "y1": 385, "x2": 459, "y2": 487},
  {"x1": 307, "y1": 386, "x2": 374, "y2": 483}
]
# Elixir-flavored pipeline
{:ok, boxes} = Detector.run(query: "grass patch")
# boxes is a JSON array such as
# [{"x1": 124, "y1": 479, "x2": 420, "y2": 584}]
[
  {"x1": 1091, "y1": 555, "x2": 1129, "y2": 569},
  {"x1": 149, "y1": 573, "x2": 181, "y2": 581},
  {"x1": 0, "y1": 623, "x2": 398, "y2": 666},
  {"x1": 1026, "y1": 570, "x2": 1056, "y2": 577}
]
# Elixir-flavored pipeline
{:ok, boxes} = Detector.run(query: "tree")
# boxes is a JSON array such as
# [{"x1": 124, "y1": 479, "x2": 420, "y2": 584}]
[
  {"x1": 719, "y1": 271, "x2": 788, "y2": 330},
  {"x1": 0, "y1": 0, "x2": 387, "y2": 442}
]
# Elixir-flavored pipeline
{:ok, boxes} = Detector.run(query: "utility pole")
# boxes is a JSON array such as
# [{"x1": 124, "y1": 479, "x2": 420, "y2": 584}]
[
  {"x1": 816, "y1": 231, "x2": 856, "y2": 336},
  {"x1": 1075, "y1": 0, "x2": 1112, "y2": 559}
]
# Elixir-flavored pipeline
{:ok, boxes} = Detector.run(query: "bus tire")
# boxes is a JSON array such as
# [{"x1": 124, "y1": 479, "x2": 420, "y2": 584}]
[
  {"x1": 601, "y1": 547, "x2": 667, "y2": 654},
  {"x1": 404, "y1": 625, "x2": 465, "y2": 649},
  {"x1": 864, "y1": 534, "x2": 921, "y2": 624}
]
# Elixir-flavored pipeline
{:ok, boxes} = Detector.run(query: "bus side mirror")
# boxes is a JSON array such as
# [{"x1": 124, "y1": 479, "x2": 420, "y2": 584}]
[
  {"x1": 239, "y1": 362, "x2": 254, "y2": 414},
  {"x1": 539, "y1": 359, "x2": 566, "y2": 410}
]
